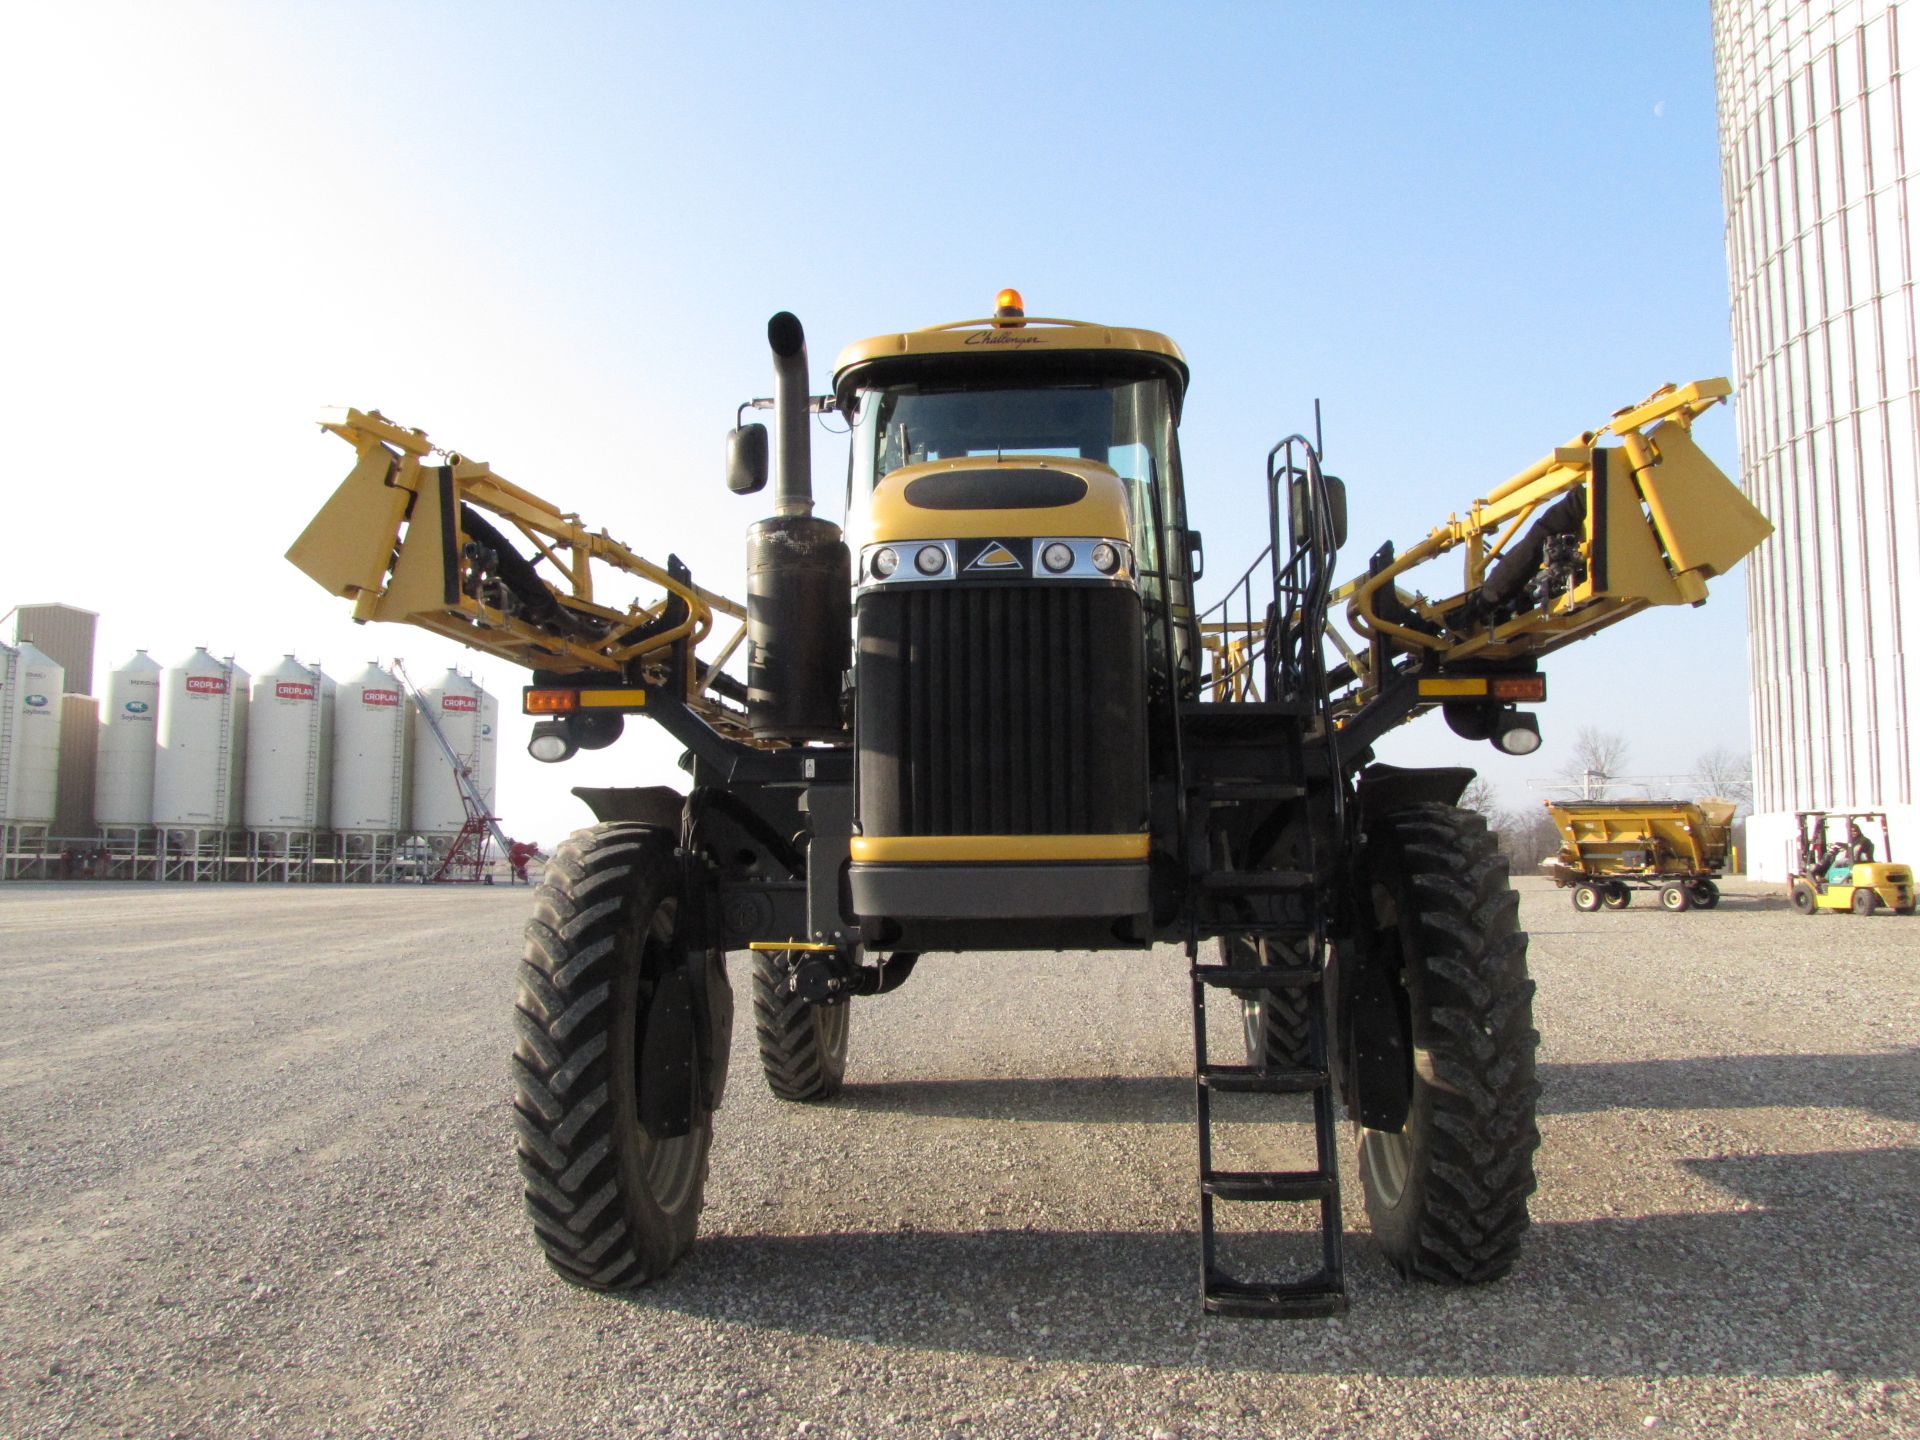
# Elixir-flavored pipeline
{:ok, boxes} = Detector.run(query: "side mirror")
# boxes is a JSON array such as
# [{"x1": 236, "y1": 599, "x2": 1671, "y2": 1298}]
[
  {"x1": 1294, "y1": 472, "x2": 1348, "y2": 551},
  {"x1": 1322, "y1": 475, "x2": 1348, "y2": 550},
  {"x1": 727, "y1": 423, "x2": 769, "y2": 495},
  {"x1": 1186, "y1": 528, "x2": 1205, "y2": 581}
]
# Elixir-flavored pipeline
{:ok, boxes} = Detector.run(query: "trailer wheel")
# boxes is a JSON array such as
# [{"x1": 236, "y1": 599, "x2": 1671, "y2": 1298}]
[
  {"x1": 751, "y1": 950, "x2": 851, "y2": 1101},
  {"x1": 1571, "y1": 883, "x2": 1602, "y2": 912},
  {"x1": 512, "y1": 823, "x2": 725, "y2": 1290},
  {"x1": 1223, "y1": 934, "x2": 1314, "y2": 1068},
  {"x1": 1601, "y1": 882, "x2": 1631, "y2": 909},
  {"x1": 1852, "y1": 888, "x2": 1879, "y2": 916},
  {"x1": 1351, "y1": 804, "x2": 1540, "y2": 1284},
  {"x1": 1659, "y1": 882, "x2": 1692, "y2": 912},
  {"x1": 1691, "y1": 879, "x2": 1720, "y2": 909}
]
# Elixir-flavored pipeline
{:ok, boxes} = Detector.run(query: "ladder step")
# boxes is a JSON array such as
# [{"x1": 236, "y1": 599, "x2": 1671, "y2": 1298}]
[
  {"x1": 1203, "y1": 1276, "x2": 1348, "y2": 1320},
  {"x1": 1200, "y1": 870, "x2": 1315, "y2": 893},
  {"x1": 1202, "y1": 1169, "x2": 1337, "y2": 1203},
  {"x1": 1189, "y1": 782, "x2": 1307, "y2": 801},
  {"x1": 1193, "y1": 964, "x2": 1319, "y2": 989},
  {"x1": 1200, "y1": 1063, "x2": 1327, "y2": 1094},
  {"x1": 1181, "y1": 699, "x2": 1313, "y2": 723}
]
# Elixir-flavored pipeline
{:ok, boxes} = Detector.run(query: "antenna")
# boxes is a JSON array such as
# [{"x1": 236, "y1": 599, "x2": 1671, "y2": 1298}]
[{"x1": 1314, "y1": 399, "x2": 1324, "y2": 461}]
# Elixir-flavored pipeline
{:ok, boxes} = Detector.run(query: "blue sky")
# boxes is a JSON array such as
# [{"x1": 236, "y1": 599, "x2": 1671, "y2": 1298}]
[{"x1": 2, "y1": 2, "x2": 1750, "y2": 842}]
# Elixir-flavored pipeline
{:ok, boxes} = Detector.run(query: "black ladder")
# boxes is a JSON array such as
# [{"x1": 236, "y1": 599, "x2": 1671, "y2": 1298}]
[{"x1": 1190, "y1": 934, "x2": 1347, "y2": 1317}]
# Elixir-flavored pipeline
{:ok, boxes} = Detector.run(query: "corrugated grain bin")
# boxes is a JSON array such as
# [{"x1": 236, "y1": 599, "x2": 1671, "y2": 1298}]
[
  {"x1": 95, "y1": 650, "x2": 162, "y2": 827},
  {"x1": 244, "y1": 656, "x2": 334, "y2": 830},
  {"x1": 410, "y1": 669, "x2": 498, "y2": 834},
  {"x1": 0, "y1": 640, "x2": 66, "y2": 824},
  {"x1": 153, "y1": 649, "x2": 249, "y2": 829},
  {"x1": 332, "y1": 661, "x2": 411, "y2": 834}
]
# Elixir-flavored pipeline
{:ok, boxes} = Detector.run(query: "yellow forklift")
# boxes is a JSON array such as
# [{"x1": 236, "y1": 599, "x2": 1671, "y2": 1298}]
[{"x1": 1789, "y1": 810, "x2": 1915, "y2": 915}]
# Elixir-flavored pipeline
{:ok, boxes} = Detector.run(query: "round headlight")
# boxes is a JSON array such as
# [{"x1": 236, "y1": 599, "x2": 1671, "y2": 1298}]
[
  {"x1": 870, "y1": 547, "x2": 899, "y2": 579},
  {"x1": 915, "y1": 544, "x2": 947, "y2": 575},
  {"x1": 528, "y1": 723, "x2": 577, "y2": 764},
  {"x1": 1040, "y1": 542, "x2": 1075, "y2": 574},
  {"x1": 1493, "y1": 710, "x2": 1543, "y2": 755},
  {"x1": 1090, "y1": 542, "x2": 1120, "y2": 574}
]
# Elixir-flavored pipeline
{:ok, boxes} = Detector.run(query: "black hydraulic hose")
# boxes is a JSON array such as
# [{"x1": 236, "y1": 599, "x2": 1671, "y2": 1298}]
[
  {"x1": 1476, "y1": 488, "x2": 1588, "y2": 613},
  {"x1": 459, "y1": 505, "x2": 571, "y2": 632}
]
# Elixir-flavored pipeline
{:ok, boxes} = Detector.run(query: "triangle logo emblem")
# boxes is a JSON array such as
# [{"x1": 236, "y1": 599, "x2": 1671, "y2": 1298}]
[{"x1": 966, "y1": 543, "x2": 1022, "y2": 572}]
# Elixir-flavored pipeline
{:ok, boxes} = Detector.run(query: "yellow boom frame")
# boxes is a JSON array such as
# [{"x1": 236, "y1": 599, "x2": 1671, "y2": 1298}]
[
  {"x1": 287, "y1": 408, "x2": 755, "y2": 736},
  {"x1": 1341, "y1": 379, "x2": 1770, "y2": 672}
]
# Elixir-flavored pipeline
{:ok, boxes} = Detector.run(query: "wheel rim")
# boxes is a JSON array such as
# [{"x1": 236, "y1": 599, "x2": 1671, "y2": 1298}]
[
  {"x1": 1362, "y1": 1126, "x2": 1412, "y2": 1206},
  {"x1": 635, "y1": 895, "x2": 704, "y2": 1212},
  {"x1": 817, "y1": 998, "x2": 851, "y2": 1061},
  {"x1": 1241, "y1": 995, "x2": 1266, "y2": 1064}
]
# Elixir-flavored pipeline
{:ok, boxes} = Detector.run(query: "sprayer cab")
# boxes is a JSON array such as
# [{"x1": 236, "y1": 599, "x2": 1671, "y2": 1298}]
[{"x1": 718, "y1": 299, "x2": 1216, "y2": 949}]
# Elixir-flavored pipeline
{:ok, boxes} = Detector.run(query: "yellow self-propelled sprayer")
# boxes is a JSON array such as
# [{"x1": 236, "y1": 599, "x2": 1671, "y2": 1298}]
[{"x1": 290, "y1": 292, "x2": 1771, "y2": 1317}]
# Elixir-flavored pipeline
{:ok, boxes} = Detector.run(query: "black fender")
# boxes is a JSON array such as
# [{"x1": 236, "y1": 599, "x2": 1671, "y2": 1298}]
[
  {"x1": 1334, "y1": 767, "x2": 1476, "y2": 1133},
  {"x1": 572, "y1": 784, "x2": 685, "y2": 830},
  {"x1": 1353, "y1": 763, "x2": 1474, "y2": 827}
]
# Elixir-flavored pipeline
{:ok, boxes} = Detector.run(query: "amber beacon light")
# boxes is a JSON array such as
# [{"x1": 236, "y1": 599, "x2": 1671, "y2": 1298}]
[{"x1": 993, "y1": 288, "x2": 1026, "y2": 325}]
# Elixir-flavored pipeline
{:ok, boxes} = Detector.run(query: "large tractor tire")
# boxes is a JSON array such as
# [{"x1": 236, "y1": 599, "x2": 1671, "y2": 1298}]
[
  {"x1": 1220, "y1": 933, "x2": 1316, "y2": 1069},
  {"x1": 1349, "y1": 804, "x2": 1540, "y2": 1284},
  {"x1": 752, "y1": 950, "x2": 851, "y2": 1102},
  {"x1": 513, "y1": 823, "x2": 732, "y2": 1290}
]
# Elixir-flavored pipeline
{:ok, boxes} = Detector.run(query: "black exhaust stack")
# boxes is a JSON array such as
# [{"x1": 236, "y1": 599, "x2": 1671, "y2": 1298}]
[{"x1": 746, "y1": 312, "x2": 851, "y2": 740}]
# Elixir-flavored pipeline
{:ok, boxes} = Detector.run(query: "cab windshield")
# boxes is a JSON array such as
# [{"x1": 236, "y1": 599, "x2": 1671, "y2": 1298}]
[{"x1": 845, "y1": 378, "x2": 1180, "y2": 567}]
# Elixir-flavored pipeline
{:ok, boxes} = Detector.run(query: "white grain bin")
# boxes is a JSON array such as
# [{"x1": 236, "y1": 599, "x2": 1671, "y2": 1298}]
[
  {"x1": 332, "y1": 661, "x2": 412, "y2": 834},
  {"x1": 153, "y1": 649, "x2": 250, "y2": 829},
  {"x1": 410, "y1": 669, "x2": 499, "y2": 834},
  {"x1": 0, "y1": 640, "x2": 66, "y2": 824},
  {"x1": 94, "y1": 650, "x2": 163, "y2": 827},
  {"x1": 244, "y1": 656, "x2": 333, "y2": 831}
]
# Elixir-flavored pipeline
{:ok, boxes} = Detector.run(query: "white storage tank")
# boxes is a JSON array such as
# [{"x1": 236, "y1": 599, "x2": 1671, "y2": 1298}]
[
  {"x1": 411, "y1": 669, "x2": 499, "y2": 834},
  {"x1": 153, "y1": 649, "x2": 250, "y2": 829},
  {"x1": 1714, "y1": 0, "x2": 1920, "y2": 876},
  {"x1": 0, "y1": 640, "x2": 66, "y2": 824},
  {"x1": 95, "y1": 650, "x2": 163, "y2": 827},
  {"x1": 244, "y1": 656, "x2": 333, "y2": 831},
  {"x1": 332, "y1": 661, "x2": 412, "y2": 833}
]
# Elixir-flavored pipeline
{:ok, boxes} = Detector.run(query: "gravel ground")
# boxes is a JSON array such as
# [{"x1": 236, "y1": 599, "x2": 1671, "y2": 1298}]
[{"x1": 0, "y1": 874, "x2": 1915, "y2": 1439}]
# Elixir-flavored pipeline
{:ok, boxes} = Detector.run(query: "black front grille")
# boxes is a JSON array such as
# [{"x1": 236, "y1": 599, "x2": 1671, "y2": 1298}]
[{"x1": 856, "y1": 585, "x2": 1148, "y2": 836}]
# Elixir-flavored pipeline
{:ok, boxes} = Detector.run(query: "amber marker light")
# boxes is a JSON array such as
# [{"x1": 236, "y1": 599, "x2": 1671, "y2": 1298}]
[
  {"x1": 1491, "y1": 676, "x2": 1547, "y2": 702},
  {"x1": 524, "y1": 688, "x2": 579, "y2": 714}
]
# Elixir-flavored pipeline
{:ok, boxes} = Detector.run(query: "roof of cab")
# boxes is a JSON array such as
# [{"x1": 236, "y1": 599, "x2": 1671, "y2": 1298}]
[{"x1": 832, "y1": 314, "x2": 1189, "y2": 403}]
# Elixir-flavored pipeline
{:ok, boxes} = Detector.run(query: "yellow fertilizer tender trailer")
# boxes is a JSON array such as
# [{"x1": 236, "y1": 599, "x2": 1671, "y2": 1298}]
[
  {"x1": 1545, "y1": 798, "x2": 1738, "y2": 912},
  {"x1": 289, "y1": 292, "x2": 1771, "y2": 1317}
]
